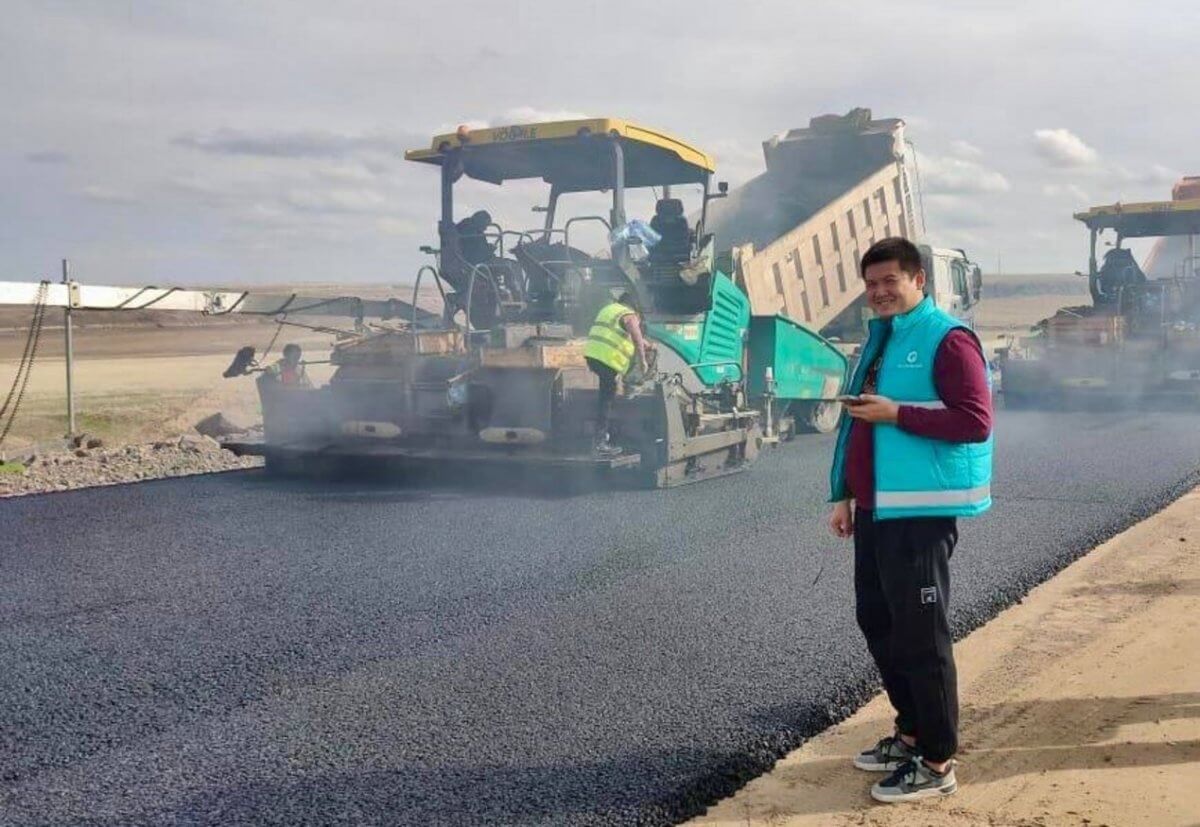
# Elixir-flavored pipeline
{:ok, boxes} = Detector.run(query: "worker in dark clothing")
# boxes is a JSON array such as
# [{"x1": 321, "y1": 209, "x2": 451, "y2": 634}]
[
  {"x1": 582, "y1": 291, "x2": 651, "y2": 457},
  {"x1": 455, "y1": 210, "x2": 495, "y2": 266},
  {"x1": 827, "y1": 237, "x2": 993, "y2": 804},
  {"x1": 452, "y1": 209, "x2": 521, "y2": 309}
]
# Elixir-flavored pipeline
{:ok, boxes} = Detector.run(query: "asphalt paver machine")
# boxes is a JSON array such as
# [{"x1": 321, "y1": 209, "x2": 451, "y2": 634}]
[
  {"x1": 247, "y1": 118, "x2": 846, "y2": 486},
  {"x1": 1000, "y1": 193, "x2": 1200, "y2": 407}
]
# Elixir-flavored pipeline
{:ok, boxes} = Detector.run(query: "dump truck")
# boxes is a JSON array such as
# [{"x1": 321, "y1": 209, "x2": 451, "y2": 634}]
[
  {"x1": 707, "y1": 108, "x2": 984, "y2": 432},
  {"x1": 242, "y1": 118, "x2": 850, "y2": 487},
  {"x1": 999, "y1": 185, "x2": 1200, "y2": 407}
]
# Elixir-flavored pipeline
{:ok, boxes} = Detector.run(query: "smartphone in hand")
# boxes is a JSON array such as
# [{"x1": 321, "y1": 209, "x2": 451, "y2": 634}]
[{"x1": 837, "y1": 394, "x2": 867, "y2": 406}]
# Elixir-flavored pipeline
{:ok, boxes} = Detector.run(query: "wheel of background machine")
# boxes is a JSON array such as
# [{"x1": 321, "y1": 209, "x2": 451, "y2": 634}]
[{"x1": 795, "y1": 400, "x2": 841, "y2": 434}]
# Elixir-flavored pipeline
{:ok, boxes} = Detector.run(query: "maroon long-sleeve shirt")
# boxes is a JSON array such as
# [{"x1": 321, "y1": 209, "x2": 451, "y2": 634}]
[{"x1": 846, "y1": 329, "x2": 993, "y2": 510}]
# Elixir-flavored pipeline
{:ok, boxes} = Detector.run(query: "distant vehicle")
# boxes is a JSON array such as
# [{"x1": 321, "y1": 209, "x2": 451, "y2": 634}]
[{"x1": 999, "y1": 183, "x2": 1200, "y2": 408}]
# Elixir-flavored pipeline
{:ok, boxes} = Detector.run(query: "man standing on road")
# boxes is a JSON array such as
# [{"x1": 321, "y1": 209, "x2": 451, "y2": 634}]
[
  {"x1": 583, "y1": 291, "x2": 651, "y2": 457},
  {"x1": 827, "y1": 237, "x2": 993, "y2": 803}
]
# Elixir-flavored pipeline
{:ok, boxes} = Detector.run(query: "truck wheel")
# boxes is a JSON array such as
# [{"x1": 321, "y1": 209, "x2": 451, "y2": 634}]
[{"x1": 795, "y1": 400, "x2": 841, "y2": 434}]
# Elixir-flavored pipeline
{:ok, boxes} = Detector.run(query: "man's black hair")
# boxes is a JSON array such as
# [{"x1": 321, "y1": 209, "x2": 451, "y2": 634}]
[
  {"x1": 860, "y1": 236, "x2": 923, "y2": 278},
  {"x1": 617, "y1": 291, "x2": 636, "y2": 307}
]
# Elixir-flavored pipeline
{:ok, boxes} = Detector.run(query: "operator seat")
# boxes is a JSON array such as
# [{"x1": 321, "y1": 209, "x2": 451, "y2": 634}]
[
  {"x1": 649, "y1": 198, "x2": 692, "y2": 265},
  {"x1": 1096, "y1": 247, "x2": 1147, "y2": 306}
]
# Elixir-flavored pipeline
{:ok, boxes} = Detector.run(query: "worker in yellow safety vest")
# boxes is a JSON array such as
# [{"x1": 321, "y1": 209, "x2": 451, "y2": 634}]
[
  {"x1": 263, "y1": 343, "x2": 312, "y2": 388},
  {"x1": 582, "y1": 291, "x2": 651, "y2": 456}
]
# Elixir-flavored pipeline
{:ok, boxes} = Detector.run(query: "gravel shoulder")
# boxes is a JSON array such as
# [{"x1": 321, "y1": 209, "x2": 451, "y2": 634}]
[
  {"x1": 690, "y1": 486, "x2": 1200, "y2": 827},
  {"x1": 0, "y1": 435, "x2": 261, "y2": 497}
]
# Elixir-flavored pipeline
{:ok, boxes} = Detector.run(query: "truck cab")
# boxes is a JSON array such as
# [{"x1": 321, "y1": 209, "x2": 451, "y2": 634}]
[{"x1": 921, "y1": 245, "x2": 984, "y2": 329}]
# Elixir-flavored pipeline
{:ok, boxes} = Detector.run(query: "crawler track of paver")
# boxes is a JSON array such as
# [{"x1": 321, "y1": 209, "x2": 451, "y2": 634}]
[{"x1": 2, "y1": 411, "x2": 1198, "y2": 826}]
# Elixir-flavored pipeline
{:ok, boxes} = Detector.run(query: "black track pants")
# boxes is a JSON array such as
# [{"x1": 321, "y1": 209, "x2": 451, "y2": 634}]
[
  {"x1": 853, "y1": 507, "x2": 959, "y2": 763},
  {"x1": 586, "y1": 357, "x2": 618, "y2": 437}
]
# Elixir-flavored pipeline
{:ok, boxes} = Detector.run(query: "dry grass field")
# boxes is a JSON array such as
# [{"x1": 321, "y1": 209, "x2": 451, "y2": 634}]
[
  {"x1": 0, "y1": 283, "x2": 432, "y2": 451},
  {"x1": 975, "y1": 271, "x2": 1089, "y2": 335}
]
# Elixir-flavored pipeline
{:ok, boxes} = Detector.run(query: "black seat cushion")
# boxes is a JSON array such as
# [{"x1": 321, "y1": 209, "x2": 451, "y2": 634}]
[{"x1": 649, "y1": 198, "x2": 690, "y2": 264}]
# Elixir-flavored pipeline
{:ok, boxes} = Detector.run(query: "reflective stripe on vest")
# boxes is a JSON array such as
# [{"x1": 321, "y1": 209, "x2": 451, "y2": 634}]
[
  {"x1": 267, "y1": 360, "x2": 307, "y2": 386},
  {"x1": 875, "y1": 484, "x2": 992, "y2": 509},
  {"x1": 583, "y1": 302, "x2": 636, "y2": 374}
]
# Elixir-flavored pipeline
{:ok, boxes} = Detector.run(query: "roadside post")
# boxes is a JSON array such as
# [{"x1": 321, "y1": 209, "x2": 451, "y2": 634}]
[{"x1": 62, "y1": 259, "x2": 76, "y2": 437}]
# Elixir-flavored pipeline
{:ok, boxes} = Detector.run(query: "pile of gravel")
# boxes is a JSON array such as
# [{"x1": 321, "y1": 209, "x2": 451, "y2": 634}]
[{"x1": 0, "y1": 434, "x2": 261, "y2": 497}]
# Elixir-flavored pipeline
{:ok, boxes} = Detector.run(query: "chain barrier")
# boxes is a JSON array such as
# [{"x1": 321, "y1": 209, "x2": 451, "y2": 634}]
[{"x1": 0, "y1": 280, "x2": 50, "y2": 448}]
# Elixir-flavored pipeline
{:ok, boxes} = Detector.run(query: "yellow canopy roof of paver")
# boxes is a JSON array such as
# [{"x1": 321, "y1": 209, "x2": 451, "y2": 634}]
[
  {"x1": 1075, "y1": 198, "x2": 1200, "y2": 237},
  {"x1": 404, "y1": 118, "x2": 716, "y2": 191}
]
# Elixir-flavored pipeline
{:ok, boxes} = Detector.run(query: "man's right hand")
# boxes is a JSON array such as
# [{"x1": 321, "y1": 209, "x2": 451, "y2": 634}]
[{"x1": 828, "y1": 500, "x2": 853, "y2": 539}]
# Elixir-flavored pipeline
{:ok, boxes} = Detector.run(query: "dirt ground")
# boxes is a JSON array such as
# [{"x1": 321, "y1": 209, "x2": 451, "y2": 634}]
[
  {"x1": 973, "y1": 272, "x2": 1088, "y2": 352},
  {"x1": 690, "y1": 489, "x2": 1200, "y2": 827},
  {"x1": 0, "y1": 322, "x2": 335, "y2": 450},
  {"x1": 0, "y1": 282, "x2": 441, "y2": 450}
]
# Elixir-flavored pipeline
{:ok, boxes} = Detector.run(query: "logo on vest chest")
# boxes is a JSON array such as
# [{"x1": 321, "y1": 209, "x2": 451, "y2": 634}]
[{"x1": 893, "y1": 349, "x2": 925, "y2": 370}]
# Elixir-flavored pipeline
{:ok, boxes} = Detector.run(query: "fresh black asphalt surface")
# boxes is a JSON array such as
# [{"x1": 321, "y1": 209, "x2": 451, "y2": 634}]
[{"x1": 3, "y1": 411, "x2": 1200, "y2": 826}]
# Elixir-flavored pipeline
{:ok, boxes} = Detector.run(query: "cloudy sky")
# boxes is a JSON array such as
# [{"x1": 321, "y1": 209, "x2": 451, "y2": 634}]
[{"x1": 2, "y1": 0, "x2": 1196, "y2": 286}]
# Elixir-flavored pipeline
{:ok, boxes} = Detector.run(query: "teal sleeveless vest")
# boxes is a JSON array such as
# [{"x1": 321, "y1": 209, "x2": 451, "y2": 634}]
[{"x1": 829, "y1": 297, "x2": 993, "y2": 520}]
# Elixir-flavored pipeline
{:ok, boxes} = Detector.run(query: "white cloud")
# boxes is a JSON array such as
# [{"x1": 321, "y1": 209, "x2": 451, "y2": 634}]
[
  {"x1": 172, "y1": 128, "x2": 416, "y2": 160},
  {"x1": 490, "y1": 106, "x2": 590, "y2": 125},
  {"x1": 707, "y1": 138, "x2": 765, "y2": 187},
  {"x1": 164, "y1": 174, "x2": 234, "y2": 205},
  {"x1": 376, "y1": 216, "x2": 421, "y2": 236},
  {"x1": 314, "y1": 163, "x2": 379, "y2": 184},
  {"x1": 27, "y1": 150, "x2": 70, "y2": 164},
  {"x1": 924, "y1": 193, "x2": 993, "y2": 229},
  {"x1": 435, "y1": 108, "x2": 593, "y2": 133},
  {"x1": 1033, "y1": 128, "x2": 1099, "y2": 167},
  {"x1": 80, "y1": 185, "x2": 137, "y2": 204},
  {"x1": 1041, "y1": 183, "x2": 1090, "y2": 202},
  {"x1": 902, "y1": 114, "x2": 934, "y2": 132},
  {"x1": 244, "y1": 203, "x2": 290, "y2": 224},
  {"x1": 919, "y1": 154, "x2": 1010, "y2": 194},
  {"x1": 284, "y1": 188, "x2": 390, "y2": 214},
  {"x1": 1140, "y1": 164, "x2": 1180, "y2": 186},
  {"x1": 949, "y1": 140, "x2": 983, "y2": 159}
]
